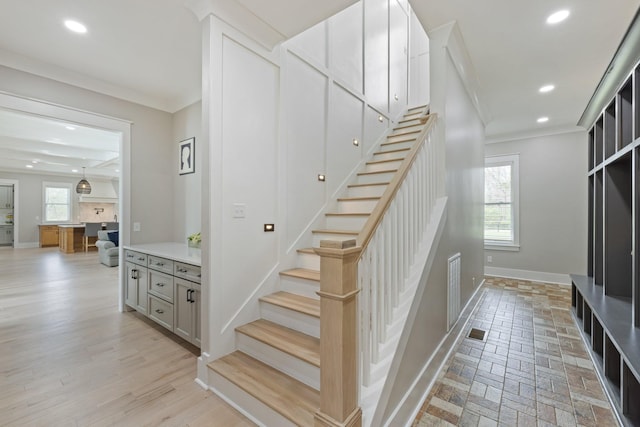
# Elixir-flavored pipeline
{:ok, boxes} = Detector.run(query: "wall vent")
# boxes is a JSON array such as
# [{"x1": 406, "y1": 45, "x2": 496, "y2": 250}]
[{"x1": 447, "y1": 253, "x2": 461, "y2": 330}]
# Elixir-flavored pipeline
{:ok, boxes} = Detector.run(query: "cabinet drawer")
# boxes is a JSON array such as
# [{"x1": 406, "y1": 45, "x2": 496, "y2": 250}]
[
  {"x1": 148, "y1": 255, "x2": 174, "y2": 274},
  {"x1": 148, "y1": 295, "x2": 173, "y2": 331},
  {"x1": 124, "y1": 250, "x2": 147, "y2": 266},
  {"x1": 175, "y1": 262, "x2": 201, "y2": 283},
  {"x1": 148, "y1": 270, "x2": 174, "y2": 302}
]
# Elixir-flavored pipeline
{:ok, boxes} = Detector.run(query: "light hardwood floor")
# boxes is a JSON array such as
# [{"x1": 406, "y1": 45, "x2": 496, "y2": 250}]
[{"x1": 0, "y1": 247, "x2": 253, "y2": 427}]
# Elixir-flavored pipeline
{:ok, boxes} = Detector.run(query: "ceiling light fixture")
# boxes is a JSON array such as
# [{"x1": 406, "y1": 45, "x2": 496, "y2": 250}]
[
  {"x1": 76, "y1": 167, "x2": 92, "y2": 194},
  {"x1": 539, "y1": 84, "x2": 555, "y2": 93},
  {"x1": 72, "y1": 169, "x2": 78, "y2": 173},
  {"x1": 546, "y1": 10, "x2": 570, "y2": 24},
  {"x1": 26, "y1": 165, "x2": 34, "y2": 169},
  {"x1": 537, "y1": 117, "x2": 549, "y2": 123},
  {"x1": 64, "y1": 19, "x2": 87, "y2": 34},
  {"x1": 65, "y1": 125, "x2": 76, "y2": 130}
]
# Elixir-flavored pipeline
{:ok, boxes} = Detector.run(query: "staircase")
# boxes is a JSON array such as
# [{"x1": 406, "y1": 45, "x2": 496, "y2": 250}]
[{"x1": 208, "y1": 105, "x2": 432, "y2": 426}]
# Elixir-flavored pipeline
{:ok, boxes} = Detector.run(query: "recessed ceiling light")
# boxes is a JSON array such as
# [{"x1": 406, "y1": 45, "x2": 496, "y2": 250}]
[
  {"x1": 539, "y1": 84, "x2": 555, "y2": 93},
  {"x1": 115, "y1": 169, "x2": 120, "y2": 173},
  {"x1": 537, "y1": 117, "x2": 549, "y2": 123},
  {"x1": 32, "y1": 160, "x2": 38, "y2": 164},
  {"x1": 64, "y1": 19, "x2": 87, "y2": 34},
  {"x1": 26, "y1": 164, "x2": 34, "y2": 168},
  {"x1": 72, "y1": 169, "x2": 79, "y2": 173},
  {"x1": 547, "y1": 10, "x2": 570, "y2": 24},
  {"x1": 66, "y1": 125, "x2": 76, "y2": 130}
]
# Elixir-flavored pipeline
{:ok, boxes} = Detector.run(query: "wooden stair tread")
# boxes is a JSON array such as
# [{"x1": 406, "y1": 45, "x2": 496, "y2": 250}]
[
  {"x1": 407, "y1": 104, "x2": 429, "y2": 112},
  {"x1": 296, "y1": 247, "x2": 316, "y2": 255},
  {"x1": 236, "y1": 319, "x2": 320, "y2": 367},
  {"x1": 280, "y1": 268, "x2": 320, "y2": 282},
  {"x1": 388, "y1": 129, "x2": 421, "y2": 138},
  {"x1": 382, "y1": 136, "x2": 418, "y2": 146},
  {"x1": 366, "y1": 157, "x2": 404, "y2": 165},
  {"x1": 357, "y1": 169, "x2": 397, "y2": 176},
  {"x1": 208, "y1": 351, "x2": 319, "y2": 425},
  {"x1": 311, "y1": 229, "x2": 359, "y2": 235},
  {"x1": 373, "y1": 147, "x2": 410, "y2": 156},
  {"x1": 347, "y1": 182, "x2": 389, "y2": 188},
  {"x1": 325, "y1": 212, "x2": 370, "y2": 217},
  {"x1": 260, "y1": 291, "x2": 320, "y2": 318},
  {"x1": 337, "y1": 196, "x2": 381, "y2": 202}
]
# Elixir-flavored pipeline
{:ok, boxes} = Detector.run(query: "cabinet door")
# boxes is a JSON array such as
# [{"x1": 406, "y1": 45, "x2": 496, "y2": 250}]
[
  {"x1": 192, "y1": 288, "x2": 201, "y2": 347},
  {"x1": 125, "y1": 262, "x2": 138, "y2": 309},
  {"x1": 136, "y1": 266, "x2": 148, "y2": 314},
  {"x1": 174, "y1": 279, "x2": 201, "y2": 347}
]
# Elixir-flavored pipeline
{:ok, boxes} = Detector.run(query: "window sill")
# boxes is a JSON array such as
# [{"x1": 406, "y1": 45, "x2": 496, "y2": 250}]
[{"x1": 485, "y1": 243, "x2": 520, "y2": 252}]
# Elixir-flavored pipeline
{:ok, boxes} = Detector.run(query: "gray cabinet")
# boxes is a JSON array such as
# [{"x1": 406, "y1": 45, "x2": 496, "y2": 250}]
[
  {"x1": 0, "y1": 186, "x2": 13, "y2": 208},
  {"x1": 125, "y1": 250, "x2": 148, "y2": 314},
  {"x1": 124, "y1": 248, "x2": 201, "y2": 347},
  {"x1": 175, "y1": 278, "x2": 201, "y2": 347}
]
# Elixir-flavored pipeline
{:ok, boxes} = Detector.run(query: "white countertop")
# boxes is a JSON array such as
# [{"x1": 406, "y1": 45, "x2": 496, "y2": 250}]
[{"x1": 123, "y1": 242, "x2": 201, "y2": 266}]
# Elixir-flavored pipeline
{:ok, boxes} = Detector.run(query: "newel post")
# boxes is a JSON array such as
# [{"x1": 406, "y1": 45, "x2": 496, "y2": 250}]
[{"x1": 313, "y1": 239, "x2": 362, "y2": 427}]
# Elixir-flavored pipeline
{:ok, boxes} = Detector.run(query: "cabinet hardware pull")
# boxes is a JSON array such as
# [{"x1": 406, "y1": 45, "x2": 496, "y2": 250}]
[
  {"x1": 156, "y1": 283, "x2": 165, "y2": 287},
  {"x1": 155, "y1": 309, "x2": 164, "y2": 314},
  {"x1": 187, "y1": 289, "x2": 192, "y2": 302},
  {"x1": 138, "y1": 257, "x2": 145, "y2": 261},
  {"x1": 157, "y1": 262, "x2": 164, "y2": 266}
]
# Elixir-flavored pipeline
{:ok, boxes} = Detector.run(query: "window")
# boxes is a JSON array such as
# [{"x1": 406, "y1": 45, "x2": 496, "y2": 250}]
[
  {"x1": 43, "y1": 182, "x2": 72, "y2": 223},
  {"x1": 485, "y1": 154, "x2": 519, "y2": 250}
]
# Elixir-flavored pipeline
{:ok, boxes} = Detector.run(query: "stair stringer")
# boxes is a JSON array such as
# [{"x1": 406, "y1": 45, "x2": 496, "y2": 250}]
[{"x1": 361, "y1": 196, "x2": 448, "y2": 427}]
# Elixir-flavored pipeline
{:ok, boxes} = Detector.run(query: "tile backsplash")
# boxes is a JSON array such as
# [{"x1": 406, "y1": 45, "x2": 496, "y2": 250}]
[{"x1": 78, "y1": 203, "x2": 117, "y2": 223}]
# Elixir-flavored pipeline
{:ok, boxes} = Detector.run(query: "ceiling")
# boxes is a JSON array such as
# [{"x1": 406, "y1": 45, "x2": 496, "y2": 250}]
[
  {"x1": 0, "y1": 109, "x2": 120, "y2": 179},
  {"x1": 0, "y1": 0, "x2": 638, "y2": 172}
]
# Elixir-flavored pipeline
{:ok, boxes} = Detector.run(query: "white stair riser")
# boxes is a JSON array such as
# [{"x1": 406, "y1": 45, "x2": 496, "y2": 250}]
[
  {"x1": 312, "y1": 233, "x2": 357, "y2": 247},
  {"x1": 280, "y1": 275, "x2": 320, "y2": 300},
  {"x1": 347, "y1": 185, "x2": 388, "y2": 198},
  {"x1": 380, "y1": 139, "x2": 415, "y2": 150},
  {"x1": 373, "y1": 150, "x2": 409, "y2": 162},
  {"x1": 209, "y1": 370, "x2": 297, "y2": 427},
  {"x1": 260, "y1": 302, "x2": 320, "y2": 338},
  {"x1": 386, "y1": 133, "x2": 418, "y2": 144},
  {"x1": 337, "y1": 199, "x2": 378, "y2": 213},
  {"x1": 297, "y1": 251, "x2": 320, "y2": 270},
  {"x1": 325, "y1": 215, "x2": 369, "y2": 230},
  {"x1": 358, "y1": 171, "x2": 396, "y2": 185},
  {"x1": 390, "y1": 124, "x2": 423, "y2": 135},
  {"x1": 236, "y1": 334, "x2": 320, "y2": 390},
  {"x1": 365, "y1": 160, "x2": 403, "y2": 173}
]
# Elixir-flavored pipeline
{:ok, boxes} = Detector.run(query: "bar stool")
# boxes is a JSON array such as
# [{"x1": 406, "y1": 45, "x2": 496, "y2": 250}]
[{"x1": 83, "y1": 222, "x2": 102, "y2": 252}]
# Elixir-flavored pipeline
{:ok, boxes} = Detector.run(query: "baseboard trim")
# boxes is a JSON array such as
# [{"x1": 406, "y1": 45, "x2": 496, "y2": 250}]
[
  {"x1": 385, "y1": 278, "x2": 487, "y2": 426},
  {"x1": 15, "y1": 242, "x2": 39, "y2": 249},
  {"x1": 484, "y1": 266, "x2": 571, "y2": 286}
]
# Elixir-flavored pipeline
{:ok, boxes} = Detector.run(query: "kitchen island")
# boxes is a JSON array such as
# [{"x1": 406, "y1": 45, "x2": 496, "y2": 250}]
[{"x1": 58, "y1": 224, "x2": 86, "y2": 253}]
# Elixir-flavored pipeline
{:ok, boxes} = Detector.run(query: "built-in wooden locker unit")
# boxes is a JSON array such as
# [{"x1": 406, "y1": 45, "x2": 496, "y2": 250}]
[{"x1": 572, "y1": 58, "x2": 640, "y2": 427}]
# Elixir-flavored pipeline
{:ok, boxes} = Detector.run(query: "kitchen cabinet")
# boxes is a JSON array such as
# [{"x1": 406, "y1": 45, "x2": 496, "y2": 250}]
[
  {"x1": 39, "y1": 225, "x2": 59, "y2": 247},
  {"x1": 0, "y1": 186, "x2": 13, "y2": 208},
  {"x1": 125, "y1": 250, "x2": 148, "y2": 315},
  {"x1": 58, "y1": 225, "x2": 86, "y2": 253},
  {"x1": 174, "y1": 276, "x2": 201, "y2": 346},
  {"x1": 0, "y1": 226, "x2": 13, "y2": 246},
  {"x1": 123, "y1": 244, "x2": 201, "y2": 347}
]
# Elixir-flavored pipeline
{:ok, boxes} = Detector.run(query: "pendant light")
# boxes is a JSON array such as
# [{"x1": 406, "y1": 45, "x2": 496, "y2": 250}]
[{"x1": 76, "y1": 167, "x2": 91, "y2": 194}]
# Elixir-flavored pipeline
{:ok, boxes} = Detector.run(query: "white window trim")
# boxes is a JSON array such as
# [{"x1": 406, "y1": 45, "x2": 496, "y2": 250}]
[
  {"x1": 485, "y1": 154, "x2": 520, "y2": 251},
  {"x1": 42, "y1": 182, "x2": 73, "y2": 224}
]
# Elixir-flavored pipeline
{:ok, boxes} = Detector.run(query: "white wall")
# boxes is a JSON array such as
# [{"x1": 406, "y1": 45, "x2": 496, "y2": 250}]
[
  {"x1": 0, "y1": 65, "x2": 174, "y2": 245},
  {"x1": 172, "y1": 101, "x2": 202, "y2": 243},
  {"x1": 379, "y1": 22, "x2": 486, "y2": 425},
  {"x1": 199, "y1": 0, "x2": 425, "y2": 367},
  {"x1": 0, "y1": 171, "x2": 118, "y2": 247},
  {"x1": 485, "y1": 131, "x2": 588, "y2": 283}
]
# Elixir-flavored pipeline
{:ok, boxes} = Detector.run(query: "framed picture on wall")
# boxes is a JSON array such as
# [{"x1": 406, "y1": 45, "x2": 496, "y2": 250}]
[{"x1": 178, "y1": 137, "x2": 195, "y2": 175}]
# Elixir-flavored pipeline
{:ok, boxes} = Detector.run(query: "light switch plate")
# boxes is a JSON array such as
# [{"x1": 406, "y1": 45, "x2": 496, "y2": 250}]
[
  {"x1": 233, "y1": 203, "x2": 246, "y2": 218},
  {"x1": 133, "y1": 222, "x2": 141, "y2": 232}
]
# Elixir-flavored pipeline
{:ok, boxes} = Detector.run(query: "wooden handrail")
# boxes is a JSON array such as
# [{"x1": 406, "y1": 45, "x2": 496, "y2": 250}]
[{"x1": 356, "y1": 112, "x2": 437, "y2": 254}]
